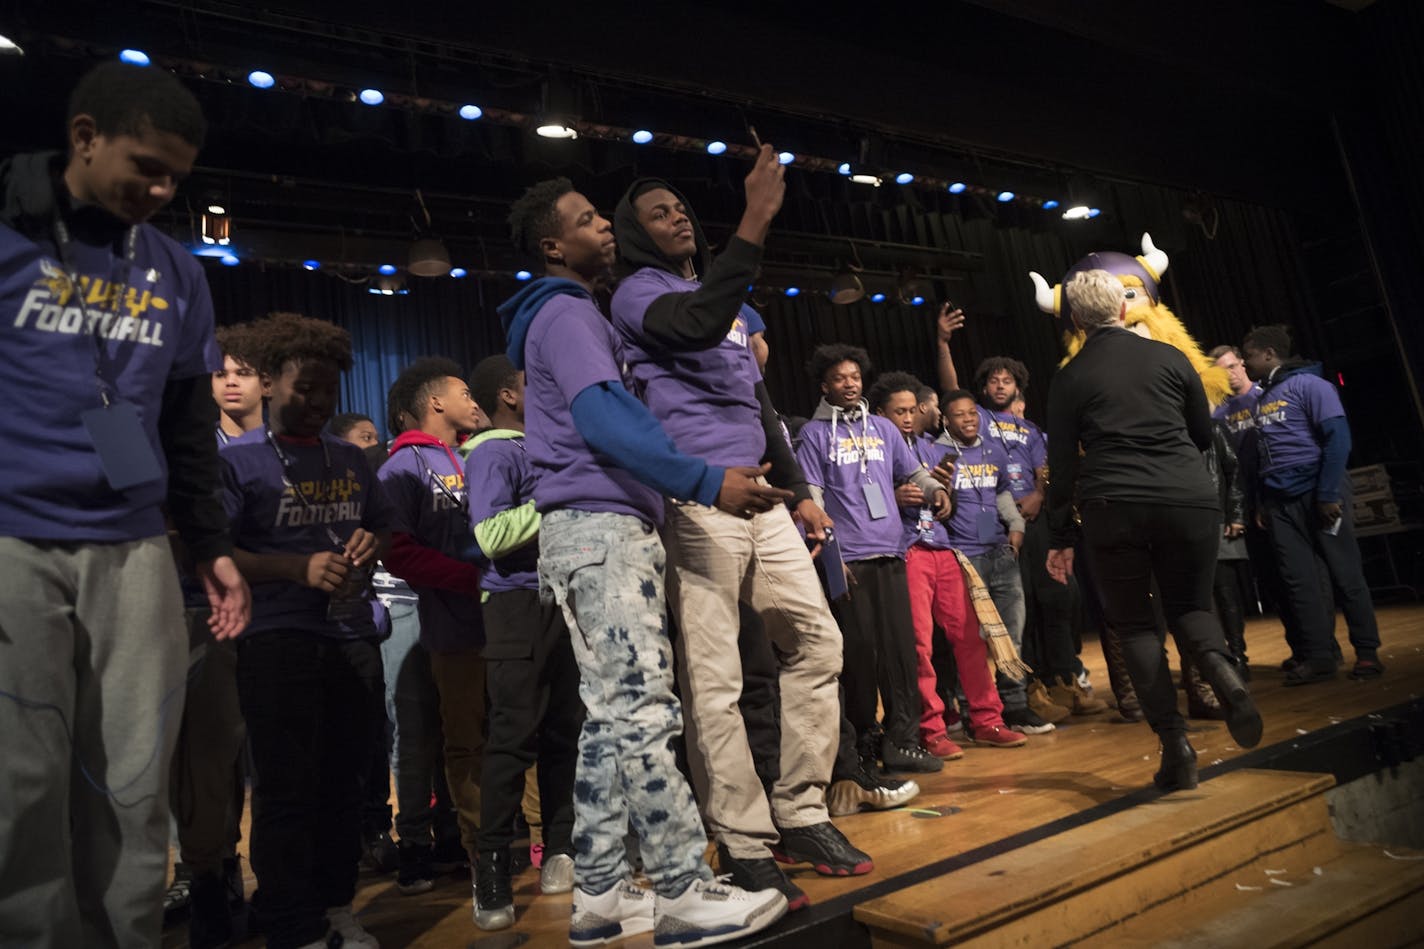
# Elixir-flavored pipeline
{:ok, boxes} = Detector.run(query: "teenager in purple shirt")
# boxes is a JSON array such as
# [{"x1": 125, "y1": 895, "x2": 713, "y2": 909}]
[
  {"x1": 222, "y1": 312, "x2": 390, "y2": 949},
  {"x1": 463, "y1": 354, "x2": 583, "y2": 930},
  {"x1": 500, "y1": 177, "x2": 787, "y2": 947},
  {"x1": 796, "y1": 345, "x2": 950, "y2": 775},
  {"x1": 1243, "y1": 324, "x2": 1382, "y2": 684}
]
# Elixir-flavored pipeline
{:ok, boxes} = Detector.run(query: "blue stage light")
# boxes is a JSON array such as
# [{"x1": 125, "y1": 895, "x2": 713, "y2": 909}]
[
  {"x1": 515, "y1": 270, "x2": 532, "y2": 281},
  {"x1": 778, "y1": 151, "x2": 795, "y2": 165},
  {"x1": 220, "y1": 254, "x2": 239, "y2": 267},
  {"x1": 895, "y1": 172, "x2": 914, "y2": 185},
  {"x1": 459, "y1": 104, "x2": 483, "y2": 120},
  {"x1": 911, "y1": 295, "x2": 925, "y2": 306},
  {"x1": 948, "y1": 182, "x2": 967, "y2": 194},
  {"x1": 377, "y1": 264, "x2": 397, "y2": 275},
  {"x1": 1042, "y1": 199, "x2": 1060, "y2": 210},
  {"x1": 247, "y1": 70, "x2": 275, "y2": 89},
  {"x1": 302, "y1": 260, "x2": 320, "y2": 271},
  {"x1": 870, "y1": 292, "x2": 887, "y2": 303},
  {"x1": 997, "y1": 191, "x2": 1015, "y2": 203},
  {"x1": 359, "y1": 88, "x2": 384, "y2": 106},
  {"x1": 1088, "y1": 207, "x2": 1102, "y2": 218},
  {"x1": 838, "y1": 162, "x2": 851, "y2": 176},
  {"x1": 449, "y1": 267, "x2": 468, "y2": 278},
  {"x1": 785, "y1": 287, "x2": 800, "y2": 297},
  {"x1": 119, "y1": 49, "x2": 150, "y2": 66},
  {"x1": 632, "y1": 129, "x2": 654, "y2": 144},
  {"x1": 706, "y1": 140, "x2": 727, "y2": 155}
]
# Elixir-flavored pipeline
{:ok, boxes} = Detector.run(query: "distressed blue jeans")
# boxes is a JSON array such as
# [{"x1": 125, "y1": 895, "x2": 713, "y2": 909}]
[
  {"x1": 970, "y1": 544, "x2": 1028, "y2": 711},
  {"x1": 539, "y1": 509, "x2": 712, "y2": 897}
]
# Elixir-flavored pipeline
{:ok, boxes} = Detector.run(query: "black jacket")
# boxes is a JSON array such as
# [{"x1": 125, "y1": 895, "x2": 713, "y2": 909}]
[{"x1": 1045, "y1": 325, "x2": 1218, "y2": 547}]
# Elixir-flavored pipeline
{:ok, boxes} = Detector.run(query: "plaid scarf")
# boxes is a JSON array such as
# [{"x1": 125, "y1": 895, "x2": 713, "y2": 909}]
[{"x1": 952, "y1": 549, "x2": 1032, "y2": 680}]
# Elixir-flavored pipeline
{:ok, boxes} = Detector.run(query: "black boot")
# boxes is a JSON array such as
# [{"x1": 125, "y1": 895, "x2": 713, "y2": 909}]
[
  {"x1": 1198, "y1": 651, "x2": 1263, "y2": 748},
  {"x1": 1153, "y1": 731, "x2": 1198, "y2": 792}
]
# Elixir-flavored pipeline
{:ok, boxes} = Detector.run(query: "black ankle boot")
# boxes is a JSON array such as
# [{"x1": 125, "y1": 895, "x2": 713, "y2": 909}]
[
  {"x1": 1153, "y1": 731, "x2": 1198, "y2": 792},
  {"x1": 1198, "y1": 650, "x2": 1263, "y2": 748}
]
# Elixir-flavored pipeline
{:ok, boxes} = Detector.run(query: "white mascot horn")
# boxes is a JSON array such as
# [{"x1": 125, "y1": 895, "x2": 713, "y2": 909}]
[
  {"x1": 1028, "y1": 271, "x2": 1057, "y2": 315},
  {"x1": 1139, "y1": 233, "x2": 1169, "y2": 279}
]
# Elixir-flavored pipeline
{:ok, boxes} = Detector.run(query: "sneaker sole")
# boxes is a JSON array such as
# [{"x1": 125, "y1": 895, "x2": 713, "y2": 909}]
[
  {"x1": 881, "y1": 756, "x2": 944, "y2": 773},
  {"x1": 826, "y1": 779, "x2": 920, "y2": 817},
  {"x1": 769, "y1": 848, "x2": 873, "y2": 876},
  {"x1": 970, "y1": 733, "x2": 1030, "y2": 747},
  {"x1": 1219, "y1": 686, "x2": 1263, "y2": 749},
  {"x1": 397, "y1": 879, "x2": 435, "y2": 896},
  {"x1": 474, "y1": 905, "x2": 516, "y2": 930},
  {"x1": 571, "y1": 916, "x2": 655, "y2": 947},
  {"x1": 1002, "y1": 723, "x2": 1053, "y2": 736},
  {"x1": 653, "y1": 894, "x2": 788, "y2": 947}
]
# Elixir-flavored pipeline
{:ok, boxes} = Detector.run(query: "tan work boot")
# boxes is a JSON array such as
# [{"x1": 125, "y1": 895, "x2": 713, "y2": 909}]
[
  {"x1": 1026, "y1": 679, "x2": 1071, "y2": 724},
  {"x1": 1048, "y1": 675, "x2": 1110, "y2": 715}
]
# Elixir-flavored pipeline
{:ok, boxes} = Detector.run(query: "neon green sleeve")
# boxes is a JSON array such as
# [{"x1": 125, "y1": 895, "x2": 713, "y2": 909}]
[{"x1": 473, "y1": 499, "x2": 541, "y2": 560}]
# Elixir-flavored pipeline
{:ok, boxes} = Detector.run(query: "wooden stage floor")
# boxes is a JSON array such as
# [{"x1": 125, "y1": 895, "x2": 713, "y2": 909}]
[{"x1": 164, "y1": 604, "x2": 1424, "y2": 948}]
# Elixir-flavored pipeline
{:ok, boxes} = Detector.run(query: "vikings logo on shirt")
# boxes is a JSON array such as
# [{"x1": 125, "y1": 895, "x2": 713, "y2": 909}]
[
  {"x1": 15, "y1": 258, "x2": 172, "y2": 347},
  {"x1": 276, "y1": 476, "x2": 364, "y2": 527},
  {"x1": 833, "y1": 433, "x2": 887, "y2": 467},
  {"x1": 954, "y1": 461, "x2": 1001, "y2": 491},
  {"x1": 1256, "y1": 398, "x2": 1288, "y2": 427}
]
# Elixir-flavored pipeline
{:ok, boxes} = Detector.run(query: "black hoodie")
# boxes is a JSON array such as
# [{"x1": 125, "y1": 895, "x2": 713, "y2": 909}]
[
  {"x1": 0, "y1": 151, "x2": 230, "y2": 562},
  {"x1": 612, "y1": 178, "x2": 811, "y2": 503}
]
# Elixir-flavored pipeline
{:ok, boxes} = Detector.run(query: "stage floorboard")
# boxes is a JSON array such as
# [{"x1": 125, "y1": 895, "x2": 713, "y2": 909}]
[{"x1": 163, "y1": 604, "x2": 1424, "y2": 948}]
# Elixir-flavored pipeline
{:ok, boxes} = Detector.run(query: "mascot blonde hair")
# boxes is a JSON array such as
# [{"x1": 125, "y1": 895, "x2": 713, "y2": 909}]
[{"x1": 1028, "y1": 234, "x2": 1231, "y2": 406}]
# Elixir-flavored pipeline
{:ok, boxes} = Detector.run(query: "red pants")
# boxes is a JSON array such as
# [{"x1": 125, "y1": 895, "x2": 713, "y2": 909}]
[{"x1": 904, "y1": 543, "x2": 1005, "y2": 740}]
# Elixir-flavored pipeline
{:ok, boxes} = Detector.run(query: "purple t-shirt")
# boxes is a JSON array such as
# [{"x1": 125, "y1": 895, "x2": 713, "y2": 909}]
[
  {"x1": 900, "y1": 433, "x2": 954, "y2": 551},
  {"x1": 1254, "y1": 372, "x2": 1345, "y2": 476},
  {"x1": 378, "y1": 442, "x2": 484, "y2": 652},
  {"x1": 938, "y1": 434, "x2": 1013, "y2": 557},
  {"x1": 977, "y1": 406, "x2": 1046, "y2": 500},
  {"x1": 524, "y1": 293, "x2": 664, "y2": 525},
  {"x1": 796, "y1": 410, "x2": 921, "y2": 561},
  {"x1": 611, "y1": 268, "x2": 766, "y2": 469},
  {"x1": 1213, "y1": 385, "x2": 1262, "y2": 451},
  {"x1": 0, "y1": 217, "x2": 221, "y2": 543},
  {"x1": 464, "y1": 431, "x2": 540, "y2": 594},
  {"x1": 221, "y1": 429, "x2": 392, "y2": 638}
]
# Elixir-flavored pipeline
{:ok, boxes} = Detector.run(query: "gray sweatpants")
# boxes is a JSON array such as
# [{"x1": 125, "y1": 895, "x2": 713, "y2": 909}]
[{"x1": 0, "y1": 535, "x2": 187, "y2": 949}]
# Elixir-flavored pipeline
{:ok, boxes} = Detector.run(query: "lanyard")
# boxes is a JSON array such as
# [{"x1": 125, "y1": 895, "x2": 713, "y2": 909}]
[
  {"x1": 411, "y1": 445, "x2": 468, "y2": 512},
  {"x1": 51, "y1": 213, "x2": 146, "y2": 405},
  {"x1": 265, "y1": 429, "x2": 347, "y2": 550}
]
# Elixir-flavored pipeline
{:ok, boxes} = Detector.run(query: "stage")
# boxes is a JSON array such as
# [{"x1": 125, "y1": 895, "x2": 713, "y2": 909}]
[{"x1": 163, "y1": 604, "x2": 1424, "y2": 948}]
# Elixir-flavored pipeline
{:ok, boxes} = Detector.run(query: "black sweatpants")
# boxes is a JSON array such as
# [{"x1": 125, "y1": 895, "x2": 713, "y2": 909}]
[{"x1": 830, "y1": 556, "x2": 920, "y2": 754}]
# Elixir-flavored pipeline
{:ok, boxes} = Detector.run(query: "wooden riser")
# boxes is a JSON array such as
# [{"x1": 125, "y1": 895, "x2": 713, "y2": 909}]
[{"x1": 857, "y1": 770, "x2": 1337, "y2": 947}]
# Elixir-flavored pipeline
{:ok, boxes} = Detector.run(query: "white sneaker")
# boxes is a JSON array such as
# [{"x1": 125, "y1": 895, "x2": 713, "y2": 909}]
[
  {"x1": 570, "y1": 879, "x2": 655, "y2": 947},
  {"x1": 653, "y1": 877, "x2": 788, "y2": 947},
  {"x1": 326, "y1": 904, "x2": 379, "y2": 949},
  {"x1": 541, "y1": 852, "x2": 576, "y2": 894}
]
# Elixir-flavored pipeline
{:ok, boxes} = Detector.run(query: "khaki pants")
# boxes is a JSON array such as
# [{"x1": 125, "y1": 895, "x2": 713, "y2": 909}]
[
  {"x1": 662, "y1": 502, "x2": 843, "y2": 859},
  {"x1": 429, "y1": 649, "x2": 486, "y2": 857}
]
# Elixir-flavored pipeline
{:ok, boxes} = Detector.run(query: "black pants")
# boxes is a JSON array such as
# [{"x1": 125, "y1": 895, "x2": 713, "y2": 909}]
[
  {"x1": 477, "y1": 588, "x2": 583, "y2": 854},
  {"x1": 1079, "y1": 501, "x2": 1229, "y2": 736},
  {"x1": 236, "y1": 632, "x2": 384, "y2": 949},
  {"x1": 1214, "y1": 558, "x2": 1252, "y2": 661},
  {"x1": 1021, "y1": 513, "x2": 1081, "y2": 681},
  {"x1": 1263, "y1": 489, "x2": 1380, "y2": 663},
  {"x1": 736, "y1": 602, "x2": 782, "y2": 797},
  {"x1": 830, "y1": 557, "x2": 920, "y2": 750}
]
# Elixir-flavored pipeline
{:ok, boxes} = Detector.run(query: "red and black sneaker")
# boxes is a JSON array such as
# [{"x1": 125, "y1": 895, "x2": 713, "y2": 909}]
[
  {"x1": 771, "y1": 822, "x2": 873, "y2": 877},
  {"x1": 715, "y1": 844, "x2": 809, "y2": 912},
  {"x1": 1350, "y1": 656, "x2": 1385, "y2": 680}
]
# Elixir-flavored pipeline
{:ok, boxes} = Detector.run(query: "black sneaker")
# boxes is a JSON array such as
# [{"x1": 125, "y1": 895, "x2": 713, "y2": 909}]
[
  {"x1": 397, "y1": 842, "x2": 435, "y2": 896},
  {"x1": 716, "y1": 844, "x2": 809, "y2": 912},
  {"x1": 880, "y1": 737, "x2": 944, "y2": 773},
  {"x1": 771, "y1": 822, "x2": 873, "y2": 877},
  {"x1": 187, "y1": 871, "x2": 233, "y2": 949},
  {"x1": 361, "y1": 830, "x2": 399, "y2": 874},
  {"x1": 474, "y1": 849, "x2": 516, "y2": 931},
  {"x1": 1350, "y1": 656, "x2": 1385, "y2": 680},
  {"x1": 826, "y1": 761, "x2": 920, "y2": 817},
  {"x1": 1283, "y1": 659, "x2": 1338, "y2": 687},
  {"x1": 1003, "y1": 706, "x2": 1056, "y2": 735}
]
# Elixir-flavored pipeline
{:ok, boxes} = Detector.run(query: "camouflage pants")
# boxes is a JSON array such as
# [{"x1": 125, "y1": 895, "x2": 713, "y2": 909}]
[{"x1": 539, "y1": 509, "x2": 712, "y2": 897}]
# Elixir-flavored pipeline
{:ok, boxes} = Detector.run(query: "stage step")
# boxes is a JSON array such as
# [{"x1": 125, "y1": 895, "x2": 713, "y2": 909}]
[
  {"x1": 1098, "y1": 839, "x2": 1424, "y2": 948},
  {"x1": 854, "y1": 769, "x2": 1340, "y2": 947}
]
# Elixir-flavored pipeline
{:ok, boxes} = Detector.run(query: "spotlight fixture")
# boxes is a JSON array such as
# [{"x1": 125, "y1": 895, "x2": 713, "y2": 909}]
[
  {"x1": 1062, "y1": 205, "x2": 1093, "y2": 221},
  {"x1": 1062, "y1": 173, "x2": 1099, "y2": 221},
  {"x1": 895, "y1": 173, "x2": 914, "y2": 185},
  {"x1": 1042, "y1": 199, "x2": 1060, "y2": 210},
  {"x1": 371, "y1": 274, "x2": 407, "y2": 295},
  {"x1": 947, "y1": 182, "x2": 967, "y2": 194},
  {"x1": 247, "y1": 70, "x2": 275, "y2": 89},
  {"x1": 829, "y1": 269, "x2": 865, "y2": 305},
  {"x1": 377, "y1": 263, "x2": 398, "y2": 275},
  {"x1": 408, "y1": 237, "x2": 450, "y2": 277},
  {"x1": 896, "y1": 268, "x2": 930, "y2": 306},
  {"x1": 0, "y1": 33, "x2": 22, "y2": 55},
  {"x1": 118, "y1": 49, "x2": 150, "y2": 66},
  {"x1": 706, "y1": 140, "x2": 727, "y2": 155},
  {"x1": 536, "y1": 122, "x2": 578, "y2": 139},
  {"x1": 220, "y1": 254, "x2": 240, "y2": 267},
  {"x1": 1088, "y1": 208, "x2": 1102, "y2": 218},
  {"x1": 632, "y1": 129, "x2": 654, "y2": 144},
  {"x1": 449, "y1": 267, "x2": 468, "y2": 278},
  {"x1": 870, "y1": 292, "x2": 887, "y2": 304},
  {"x1": 784, "y1": 287, "x2": 800, "y2": 297},
  {"x1": 778, "y1": 151, "x2": 795, "y2": 165},
  {"x1": 302, "y1": 260, "x2": 321, "y2": 271},
  {"x1": 996, "y1": 191, "x2": 1015, "y2": 203},
  {"x1": 837, "y1": 162, "x2": 851, "y2": 176},
  {"x1": 459, "y1": 104, "x2": 483, "y2": 120},
  {"x1": 851, "y1": 173, "x2": 882, "y2": 187},
  {"x1": 358, "y1": 88, "x2": 384, "y2": 106},
  {"x1": 515, "y1": 270, "x2": 532, "y2": 281},
  {"x1": 193, "y1": 246, "x2": 239, "y2": 266},
  {"x1": 911, "y1": 295, "x2": 926, "y2": 306},
  {"x1": 200, "y1": 207, "x2": 231, "y2": 246}
]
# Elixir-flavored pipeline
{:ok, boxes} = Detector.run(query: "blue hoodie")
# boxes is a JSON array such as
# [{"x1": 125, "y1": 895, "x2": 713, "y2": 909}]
[{"x1": 498, "y1": 277, "x2": 722, "y2": 526}]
